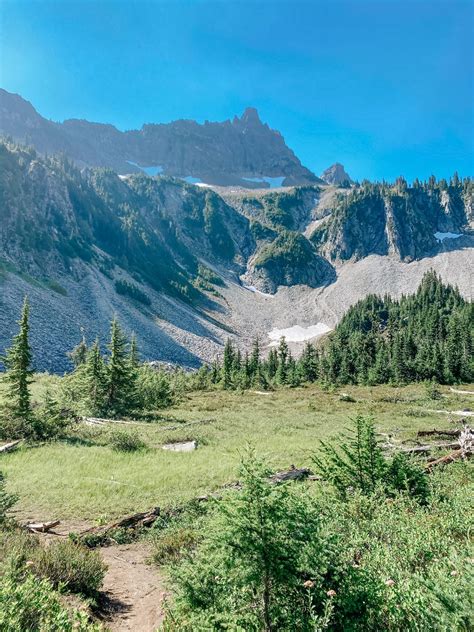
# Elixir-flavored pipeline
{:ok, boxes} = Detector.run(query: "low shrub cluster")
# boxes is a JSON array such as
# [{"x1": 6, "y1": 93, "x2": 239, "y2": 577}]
[{"x1": 162, "y1": 442, "x2": 473, "y2": 631}]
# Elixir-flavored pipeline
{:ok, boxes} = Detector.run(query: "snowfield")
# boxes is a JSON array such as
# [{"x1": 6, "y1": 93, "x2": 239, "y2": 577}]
[{"x1": 268, "y1": 323, "x2": 332, "y2": 345}]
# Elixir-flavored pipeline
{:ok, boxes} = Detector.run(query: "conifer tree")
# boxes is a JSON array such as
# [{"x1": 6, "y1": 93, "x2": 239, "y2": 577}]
[
  {"x1": 68, "y1": 334, "x2": 88, "y2": 368},
  {"x1": 129, "y1": 333, "x2": 140, "y2": 370},
  {"x1": 82, "y1": 339, "x2": 107, "y2": 415},
  {"x1": 275, "y1": 337, "x2": 289, "y2": 385},
  {"x1": 222, "y1": 339, "x2": 235, "y2": 389},
  {"x1": 3, "y1": 297, "x2": 33, "y2": 424},
  {"x1": 105, "y1": 317, "x2": 134, "y2": 416}
]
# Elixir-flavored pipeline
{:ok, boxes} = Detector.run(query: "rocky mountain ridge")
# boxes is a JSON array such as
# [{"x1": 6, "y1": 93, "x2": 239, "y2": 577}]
[{"x1": 0, "y1": 89, "x2": 318, "y2": 187}]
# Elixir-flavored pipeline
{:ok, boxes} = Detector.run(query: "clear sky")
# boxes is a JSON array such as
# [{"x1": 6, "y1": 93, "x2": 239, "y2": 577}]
[{"x1": 1, "y1": 0, "x2": 473, "y2": 181}]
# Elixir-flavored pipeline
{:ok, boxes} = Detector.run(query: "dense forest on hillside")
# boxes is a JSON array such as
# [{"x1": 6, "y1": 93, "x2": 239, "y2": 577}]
[{"x1": 197, "y1": 272, "x2": 473, "y2": 390}]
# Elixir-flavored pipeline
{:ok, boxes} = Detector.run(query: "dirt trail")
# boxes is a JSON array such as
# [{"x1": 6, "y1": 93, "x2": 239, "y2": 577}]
[{"x1": 99, "y1": 542, "x2": 167, "y2": 632}]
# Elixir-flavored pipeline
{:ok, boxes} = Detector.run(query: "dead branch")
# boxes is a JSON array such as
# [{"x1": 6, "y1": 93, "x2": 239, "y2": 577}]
[
  {"x1": 0, "y1": 440, "x2": 22, "y2": 454},
  {"x1": 417, "y1": 428, "x2": 461, "y2": 438},
  {"x1": 25, "y1": 520, "x2": 60, "y2": 533},
  {"x1": 269, "y1": 466, "x2": 313, "y2": 483},
  {"x1": 425, "y1": 449, "x2": 471, "y2": 472},
  {"x1": 401, "y1": 442, "x2": 460, "y2": 455},
  {"x1": 80, "y1": 507, "x2": 161, "y2": 538}
]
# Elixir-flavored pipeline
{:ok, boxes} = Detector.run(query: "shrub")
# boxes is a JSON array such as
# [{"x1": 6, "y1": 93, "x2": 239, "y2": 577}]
[
  {"x1": 136, "y1": 365, "x2": 173, "y2": 410},
  {"x1": 152, "y1": 527, "x2": 198, "y2": 564},
  {"x1": 33, "y1": 540, "x2": 106, "y2": 597},
  {"x1": 163, "y1": 452, "x2": 335, "y2": 630},
  {"x1": 163, "y1": 457, "x2": 473, "y2": 632},
  {"x1": 110, "y1": 430, "x2": 147, "y2": 453},
  {"x1": 313, "y1": 415, "x2": 430, "y2": 503},
  {"x1": 114, "y1": 279, "x2": 151, "y2": 306},
  {"x1": 0, "y1": 472, "x2": 18, "y2": 526},
  {"x1": 0, "y1": 571, "x2": 101, "y2": 631}
]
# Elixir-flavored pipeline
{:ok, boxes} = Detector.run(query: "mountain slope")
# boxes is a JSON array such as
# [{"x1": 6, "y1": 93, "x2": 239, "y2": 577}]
[
  {"x1": 0, "y1": 90, "x2": 318, "y2": 186},
  {"x1": 0, "y1": 139, "x2": 472, "y2": 371}
]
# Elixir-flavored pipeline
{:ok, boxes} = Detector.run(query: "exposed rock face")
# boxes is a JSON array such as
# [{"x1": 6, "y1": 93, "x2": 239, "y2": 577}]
[
  {"x1": 0, "y1": 90, "x2": 318, "y2": 186},
  {"x1": 320, "y1": 163, "x2": 353, "y2": 186},
  {"x1": 310, "y1": 181, "x2": 473, "y2": 262},
  {"x1": 244, "y1": 230, "x2": 335, "y2": 294}
]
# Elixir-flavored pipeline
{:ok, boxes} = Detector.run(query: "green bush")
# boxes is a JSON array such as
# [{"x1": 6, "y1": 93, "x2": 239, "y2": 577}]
[
  {"x1": 114, "y1": 279, "x2": 151, "y2": 306},
  {"x1": 313, "y1": 415, "x2": 430, "y2": 503},
  {"x1": 110, "y1": 430, "x2": 147, "y2": 453},
  {"x1": 0, "y1": 472, "x2": 18, "y2": 526},
  {"x1": 163, "y1": 456, "x2": 473, "y2": 632},
  {"x1": 136, "y1": 365, "x2": 173, "y2": 410},
  {"x1": 0, "y1": 571, "x2": 102, "y2": 631},
  {"x1": 152, "y1": 527, "x2": 198, "y2": 565},
  {"x1": 33, "y1": 540, "x2": 106, "y2": 597}
]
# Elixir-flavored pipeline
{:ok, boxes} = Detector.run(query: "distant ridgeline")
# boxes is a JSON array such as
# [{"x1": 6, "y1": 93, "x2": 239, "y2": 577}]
[
  {"x1": 317, "y1": 271, "x2": 473, "y2": 385},
  {"x1": 212, "y1": 272, "x2": 473, "y2": 388}
]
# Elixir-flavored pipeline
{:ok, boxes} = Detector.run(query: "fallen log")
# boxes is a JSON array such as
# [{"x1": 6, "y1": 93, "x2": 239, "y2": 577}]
[
  {"x1": 401, "y1": 442, "x2": 460, "y2": 455},
  {"x1": 417, "y1": 428, "x2": 461, "y2": 438},
  {"x1": 81, "y1": 507, "x2": 161, "y2": 537},
  {"x1": 25, "y1": 520, "x2": 60, "y2": 533},
  {"x1": 82, "y1": 417, "x2": 146, "y2": 426},
  {"x1": 425, "y1": 449, "x2": 469, "y2": 472},
  {"x1": 269, "y1": 466, "x2": 313, "y2": 483},
  {"x1": 449, "y1": 387, "x2": 474, "y2": 395},
  {"x1": 0, "y1": 440, "x2": 22, "y2": 454}
]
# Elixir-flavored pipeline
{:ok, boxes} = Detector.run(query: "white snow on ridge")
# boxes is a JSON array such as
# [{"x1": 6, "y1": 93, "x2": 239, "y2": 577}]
[
  {"x1": 268, "y1": 323, "x2": 332, "y2": 345},
  {"x1": 434, "y1": 231, "x2": 463, "y2": 242},
  {"x1": 126, "y1": 161, "x2": 163, "y2": 176},
  {"x1": 242, "y1": 176, "x2": 286, "y2": 189},
  {"x1": 243, "y1": 284, "x2": 274, "y2": 298}
]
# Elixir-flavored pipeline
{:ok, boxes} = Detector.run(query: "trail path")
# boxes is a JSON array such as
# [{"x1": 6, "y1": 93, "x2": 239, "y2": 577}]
[
  {"x1": 99, "y1": 543, "x2": 167, "y2": 632},
  {"x1": 29, "y1": 519, "x2": 167, "y2": 632}
]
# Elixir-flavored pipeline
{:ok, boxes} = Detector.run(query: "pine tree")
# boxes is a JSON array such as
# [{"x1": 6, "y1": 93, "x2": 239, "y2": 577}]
[
  {"x1": 222, "y1": 339, "x2": 235, "y2": 390},
  {"x1": 129, "y1": 333, "x2": 140, "y2": 370},
  {"x1": 2, "y1": 297, "x2": 33, "y2": 424},
  {"x1": 68, "y1": 334, "x2": 88, "y2": 368},
  {"x1": 82, "y1": 339, "x2": 107, "y2": 415},
  {"x1": 249, "y1": 337, "x2": 261, "y2": 378},
  {"x1": 105, "y1": 318, "x2": 134, "y2": 416},
  {"x1": 275, "y1": 337, "x2": 289, "y2": 385}
]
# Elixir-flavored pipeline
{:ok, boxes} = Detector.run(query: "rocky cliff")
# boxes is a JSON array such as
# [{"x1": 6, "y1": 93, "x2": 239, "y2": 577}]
[{"x1": 0, "y1": 90, "x2": 317, "y2": 186}]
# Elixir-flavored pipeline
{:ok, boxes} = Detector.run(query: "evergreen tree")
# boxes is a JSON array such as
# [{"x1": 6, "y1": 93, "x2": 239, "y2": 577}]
[
  {"x1": 82, "y1": 339, "x2": 107, "y2": 415},
  {"x1": 275, "y1": 337, "x2": 289, "y2": 385},
  {"x1": 222, "y1": 339, "x2": 235, "y2": 390},
  {"x1": 129, "y1": 333, "x2": 140, "y2": 370},
  {"x1": 266, "y1": 348, "x2": 278, "y2": 381},
  {"x1": 68, "y1": 334, "x2": 88, "y2": 368},
  {"x1": 2, "y1": 297, "x2": 33, "y2": 424},
  {"x1": 105, "y1": 318, "x2": 135, "y2": 416}
]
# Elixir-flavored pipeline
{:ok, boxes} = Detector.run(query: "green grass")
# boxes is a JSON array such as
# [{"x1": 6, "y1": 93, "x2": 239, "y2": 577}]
[{"x1": 1, "y1": 379, "x2": 472, "y2": 522}]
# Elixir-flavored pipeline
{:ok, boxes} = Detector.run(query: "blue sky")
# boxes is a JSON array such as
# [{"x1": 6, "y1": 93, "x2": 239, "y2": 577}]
[{"x1": 1, "y1": 0, "x2": 473, "y2": 181}]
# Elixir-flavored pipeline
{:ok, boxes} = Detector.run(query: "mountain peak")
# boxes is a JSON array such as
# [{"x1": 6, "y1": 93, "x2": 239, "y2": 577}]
[
  {"x1": 321, "y1": 163, "x2": 353, "y2": 186},
  {"x1": 241, "y1": 106, "x2": 261, "y2": 123}
]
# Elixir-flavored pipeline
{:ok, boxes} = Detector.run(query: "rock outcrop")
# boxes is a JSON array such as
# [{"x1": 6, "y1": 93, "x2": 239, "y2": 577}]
[{"x1": 320, "y1": 163, "x2": 353, "y2": 186}]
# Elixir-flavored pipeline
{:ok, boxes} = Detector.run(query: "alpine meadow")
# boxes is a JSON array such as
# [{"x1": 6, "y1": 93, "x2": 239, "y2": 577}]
[{"x1": 0, "y1": 1, "x2": 473, "y2": 630}]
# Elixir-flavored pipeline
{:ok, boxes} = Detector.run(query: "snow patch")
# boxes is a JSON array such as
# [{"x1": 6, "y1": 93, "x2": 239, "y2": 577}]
[
  {"x1": 242, "y1": 176, "x2": 286, "y2": 189},
  {"x1": 243, "y1": 284, "x2": 274, "y2": 298},
  {"x1": 268, "y1": 323, "x2": 332, "y2": 345},
  {"x1": 182, "y1": 176, "x2": 202, "y2": 185},
  {"x1": 126, "y1": 161, "x2": 163, "y2": 176},
  {"x1": 434, "y1": 231, "x2": 463, "y2": 242}
]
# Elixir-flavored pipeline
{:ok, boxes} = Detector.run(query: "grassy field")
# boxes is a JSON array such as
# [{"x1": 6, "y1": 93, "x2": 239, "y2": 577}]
[{"x1": 1, "y1": 377, "x2": 472, "y2": 522}]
